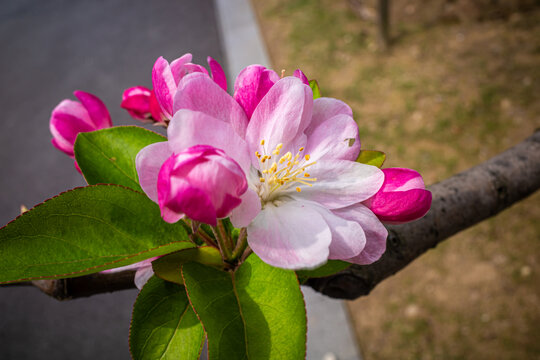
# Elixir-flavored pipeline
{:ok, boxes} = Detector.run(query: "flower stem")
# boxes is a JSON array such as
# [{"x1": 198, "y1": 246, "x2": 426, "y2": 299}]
[
  {"x1": 240, "y1": 246, "x2": 253, "y2": 263},
  {"x1": 213, "y1": 223, "x2": 232, "y2": 261},
  {"x1": 196, "y1": 229, "x2": 218, "y2": 248},
  {"x1": 231, "y1": 228, "x2": 247, "y2": 260}
]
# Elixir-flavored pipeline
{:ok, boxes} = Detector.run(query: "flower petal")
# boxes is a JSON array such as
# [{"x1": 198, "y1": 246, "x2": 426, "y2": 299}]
[
  {"x1": 230, "y1": 188, "x2": 261, "y2": 228},
  {"x1": 334, "y1": 204, "x2": 388, "y2": 265},
  {"x1": 173, "y1": 73, "x2": 248, "y2": 137},
  {"x1": 306, "y1": 97, "x2": 353, "y2": 136},
  {"x1": 304, "y1": 114, "x2": 361, "y2": 162},
  {"x1": 370, "y1": 188, "x2": 432, "y2": 224},
  {"x1": 309, "y1": 202, "x2": 366, "y2": 260},
  {"x1": 168, "y1": 109, "x2": 251, "y2": 172},
  {"x1": 152, "y1": 56, "x2": 179, "y2": 118},
  {"x1": 247, "y1": 200, "x2": 331, "y2": 269},
  {"x1": 208, "y1": 56, "x2": 227, "y2": 91},
  {"x1": 135, "y1": 141, "x2": 172, "y2": 203},
  {"x1": 169, "y1": 53, "x2": 193, "y2": 84},
  {"x1": 74, "y1": 90, "x2": 112, "y2": 129},
  {"x1": 292, "y1": 160, "x2": 384, "y2": 209},
  {"x1": 134, "y1": 266, "x2": 155, "y2": 290},
  {"x1": 101, "y1": 257, "x2": 158, "y2": 274},
  {"x1": 293, "y1": 69, "x2": 309, "y2": 85},
  {"x1": 233, "y1": 65, "x2": 279, "y2": 118},
  {"x1": 246, "y1": 76, "x2": 313, "y2": 158},
  {"x1": 380, "y1": 168, "x2": 426, "y2": 192}
]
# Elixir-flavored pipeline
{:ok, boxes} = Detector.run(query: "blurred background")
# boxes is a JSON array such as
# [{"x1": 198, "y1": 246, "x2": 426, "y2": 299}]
[{"x1": 1, "y1": 0, "x2": 539, "y2": 359}]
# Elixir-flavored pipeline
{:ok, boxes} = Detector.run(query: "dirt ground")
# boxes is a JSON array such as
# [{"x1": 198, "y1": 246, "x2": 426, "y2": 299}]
[{"x1": 251, "y1": 0, "x2": 540, "y2": 358}]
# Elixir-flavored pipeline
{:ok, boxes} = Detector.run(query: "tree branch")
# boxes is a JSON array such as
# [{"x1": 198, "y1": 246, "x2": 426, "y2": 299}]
[
  {"x1": 4, "y1": 131, "x2": 539, "y2": 300},
  {"x1": 308, "y1": 130, "x2": 540, "y2": 299}
]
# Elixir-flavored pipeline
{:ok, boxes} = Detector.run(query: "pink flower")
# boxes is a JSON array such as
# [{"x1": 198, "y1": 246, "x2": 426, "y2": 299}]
[
  {"x1": 233, "y1": 66, "x2": 309, "y2": 119},
  {"x1": 137, "y1": 73, "x2": 387, "y2": 269},
  {"x1": 50, "y1": 90, "x2": 112, "y2": 171},
  {"x1": 156, "y1": 145, "x2": 248, "y2": 226},
  {"x1": 365, "y1": 168, "x2": 432, "y2": 224},
  {"x1": 152, "y1": 53, "x2": 227, "y2": 120},
  {"x1": 120, "y1": 86, "x2": 166, "y2": 123}
]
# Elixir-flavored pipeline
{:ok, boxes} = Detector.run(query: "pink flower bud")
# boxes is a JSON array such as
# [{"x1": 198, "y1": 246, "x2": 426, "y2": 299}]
[
  {"x1": 233, "y1": 65, "x2": 280, "y2": 119},
  {"x1": 293, "y1": 69, "x2": 310, "y2": 85},
  {"x1": 121, "y1": 86, "x2": 166, "y2": 123},
  {"x1": 234, "y1": 66, "x2": 310, "y2": 119},
  {"x1": 157, "y1": 145, "x2": 248, "y2": 226},
  {"x1": 152, "y1": 54, "x2": 227, "y2": 120},
  {"x1": 50, "y1": 91, "x2": 112, "y2": 171},
  {"x1": 120, "y1": 86, "x2": 152, "y2": 120},
  {"x1": 365, "y1": 168, "x2": 432, "y2": 224}
]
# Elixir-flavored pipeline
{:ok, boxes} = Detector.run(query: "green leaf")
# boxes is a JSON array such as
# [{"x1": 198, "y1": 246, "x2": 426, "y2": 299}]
[
  {"x1": 0, "y1": 185, "x2": 194, "y2": 283},
  {"x1": 130, "y1": 276, "x2": 204, "y2": 360},
  {"x1": 356, "y1": 150, "x2": 386, "y2": 168},
  {"x1": 74, "y1": 126, "x2": 166, "y2": 192},
  {"x1": 153, "y1": 246, "x2": 224, "y2": 285},
  {"x1": 182, "y1": 254, "x2": 307, "y2": 360},
  {"x1": 296, "y1": 260, "x2": 351, "y2": 279},
  {"x1": 309, "y1": 79, "x2": 321, "y2": 99}
]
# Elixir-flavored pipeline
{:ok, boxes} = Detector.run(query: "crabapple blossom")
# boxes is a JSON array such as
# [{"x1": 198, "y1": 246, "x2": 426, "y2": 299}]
[
  {"x1": 152, "y1": 53, "x2": 227, "y2": 119},
  {"x1": 137, "y1": 72, "x2": 386, "y2": 269},
  {"x1": 156, "y1": 145, "x2": 248, "y2": 226},
  {"x1": 365, "y1": 168, "x2": 432, "y2": 224},
  {"x1": 120, "y1": 86, "x2": 165, "y2": 123},
  {"x1": 49, "y1": 90, "x2": 112, "y2": 172}
]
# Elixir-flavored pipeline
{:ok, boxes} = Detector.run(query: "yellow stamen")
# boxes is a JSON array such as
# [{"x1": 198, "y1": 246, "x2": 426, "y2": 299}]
[
  {"x1": 260, "y1": 178, "x2": 265, "y2": 183},
  {"x1": 296, "y1": 187, "x2": 301, "y2": 192},
  {"x1": 260, "y1": 139, "x2": 265, "y2": 145},
  {"x1": 299, "y1": 147, "x2": 304, "y2": 152},
  {"x1": 305, "y1": 154, "x2": 311, "y2": 161},
  {"x1": 304, "y1": 173, "x2": 310, "y2": 177}
]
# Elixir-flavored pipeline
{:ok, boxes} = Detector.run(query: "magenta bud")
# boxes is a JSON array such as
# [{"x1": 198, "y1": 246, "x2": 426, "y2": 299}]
[
  {"x1": 50, "y1": 90, "x2": 112, "y2": 171},
  {"x1": 157, "y1": 145, "x2": 248, "y2": 226},
  {"x1": 366, "y1": 168, "x2": 432, "y2": 224}
]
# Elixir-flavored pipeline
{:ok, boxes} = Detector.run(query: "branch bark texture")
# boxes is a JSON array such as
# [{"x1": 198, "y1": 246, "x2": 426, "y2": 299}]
[
  {"x1": 308, "y1": 130, "x2": 540, "y2": 299},
  {"x1": 7, "y1": 131, "x2": 540, "y2": 301}
]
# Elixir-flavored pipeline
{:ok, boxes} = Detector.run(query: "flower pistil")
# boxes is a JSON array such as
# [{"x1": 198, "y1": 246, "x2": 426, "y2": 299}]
[{"x1": 256, "y1": 140, "x2": 318, "y2": 201}]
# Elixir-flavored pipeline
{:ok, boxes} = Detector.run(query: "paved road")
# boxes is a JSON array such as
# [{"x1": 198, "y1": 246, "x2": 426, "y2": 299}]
[{"x1": 0, "y1": 1, "x2": 223, "y2": 358}]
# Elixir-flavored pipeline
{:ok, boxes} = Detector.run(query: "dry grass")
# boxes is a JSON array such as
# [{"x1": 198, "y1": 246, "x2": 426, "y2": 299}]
[{"x1": 251, "y1": 0, "x2": 540, "y2": 358}]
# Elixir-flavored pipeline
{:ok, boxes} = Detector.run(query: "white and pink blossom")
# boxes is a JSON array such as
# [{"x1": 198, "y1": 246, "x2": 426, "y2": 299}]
[{"x1": 137, "y1": 72, "x2": 387, "y2": 269}]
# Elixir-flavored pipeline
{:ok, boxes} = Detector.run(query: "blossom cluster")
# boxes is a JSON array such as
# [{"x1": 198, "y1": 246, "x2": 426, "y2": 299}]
[{"x1": 50, "y1": 53, "x2": 431, "y2": 280}]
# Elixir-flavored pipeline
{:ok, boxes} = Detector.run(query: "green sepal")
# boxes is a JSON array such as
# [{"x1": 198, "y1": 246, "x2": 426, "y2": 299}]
[
  {"x1": 0, "y1": 185, "x2": 194, "y2": 283},
  {"x1": 296, "y1": 260, "x2": 351, "y2": 280},
  {"x1": 182, "y1": 254, "x2": 307, "y2": 360},
  {"x1": 74, "y1": 126, "x2": 166, "y2": 192},
  {"x1": 309, "y1": 79, "x2": 322, "y2": 99},
  {"x1": 153, "y1": 246, "x2": 224, "y2": 285},
  {"x1": 130, "y1": 276, "x2": 204, "y2": 360},
  {"x1": 356, "y1": 150, "x2": 386, "y2": 168}
]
